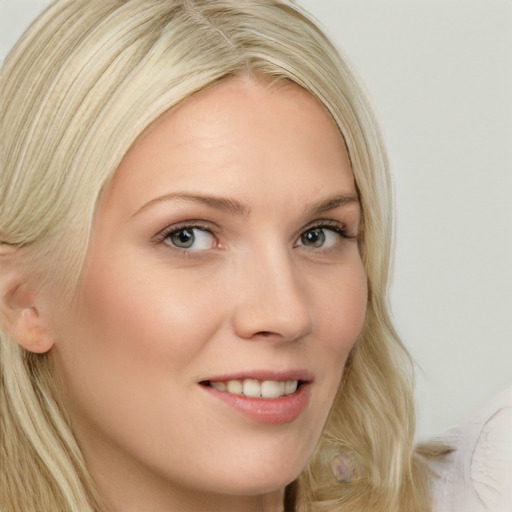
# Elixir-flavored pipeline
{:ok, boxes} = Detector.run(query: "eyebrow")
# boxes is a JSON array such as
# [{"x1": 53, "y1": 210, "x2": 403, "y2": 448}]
[
  {"x1": 132, "y1": 191, "x2": 359, "y2": 218},
  {"x1": 132, "y1": 192, "x2": 249, "y2": 218},
  {"x1": 304, "y1": 194, "x2": 359, "y2": 216}
]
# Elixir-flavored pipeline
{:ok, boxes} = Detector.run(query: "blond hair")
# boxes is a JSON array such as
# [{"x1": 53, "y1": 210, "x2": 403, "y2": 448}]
[{"x1": 0, "y1": 1, "x2": 432, "y2": 510}]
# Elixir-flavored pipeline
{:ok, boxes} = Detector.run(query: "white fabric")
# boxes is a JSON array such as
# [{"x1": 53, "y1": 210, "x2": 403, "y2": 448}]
[{"x1": 429, "y1": 385, "x2": 512, "y2": 512}]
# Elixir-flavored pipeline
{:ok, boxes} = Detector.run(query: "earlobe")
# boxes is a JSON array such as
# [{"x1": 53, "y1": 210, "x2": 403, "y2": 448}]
[
  {"x1": 0, "y1": 253, "x2": 55, "y2": 354},
  {"x1": 7, "y1": 306, "x2": 55, "y2": 354}
]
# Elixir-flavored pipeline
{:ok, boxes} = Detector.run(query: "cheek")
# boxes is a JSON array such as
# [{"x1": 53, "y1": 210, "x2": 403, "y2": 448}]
[
  {"x1": 312, "y1": 259, "x2": 367, "y2": 390},
  {"x1": 50, "y1": 257, "x2": 231, "y2": 459},
  {"x1": 51, "y1": 255, "x2": 225, "y2": 425},
  {"x1": 319, "y1": 260, "x2": 367, "y2": 349},
  {"x1": 77, "y1": 257, "x2": 223, "y2": 363}
]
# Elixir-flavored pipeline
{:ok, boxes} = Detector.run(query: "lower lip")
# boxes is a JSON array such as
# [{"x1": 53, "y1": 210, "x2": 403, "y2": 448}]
[{"x1": 201, "y1": 383, "x2": 311, "y2": 425}]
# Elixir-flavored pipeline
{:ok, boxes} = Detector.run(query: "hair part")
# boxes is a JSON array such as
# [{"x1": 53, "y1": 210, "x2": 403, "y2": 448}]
[{"x1": 1, "y1": 1, "x2": 433, "y2": 510}]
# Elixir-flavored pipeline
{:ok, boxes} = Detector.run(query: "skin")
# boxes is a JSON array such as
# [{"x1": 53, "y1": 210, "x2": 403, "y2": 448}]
[{"x1": 46, "y1": 76, "x2": 367, "y2": 512}]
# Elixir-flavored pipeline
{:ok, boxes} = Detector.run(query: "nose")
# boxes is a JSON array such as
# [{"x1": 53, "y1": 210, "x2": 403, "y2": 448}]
[{"x1": 230, "y1": 246, "x2": 313, "y2": 342}]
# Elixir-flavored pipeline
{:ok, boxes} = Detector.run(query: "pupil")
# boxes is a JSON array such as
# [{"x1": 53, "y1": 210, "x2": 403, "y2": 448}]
[
  {"x1": 172, "y1": 229, "x2": 195, "y2": 248},
  {"x1": 303, "y1": 229, "x2": 325, "y2": 247}
]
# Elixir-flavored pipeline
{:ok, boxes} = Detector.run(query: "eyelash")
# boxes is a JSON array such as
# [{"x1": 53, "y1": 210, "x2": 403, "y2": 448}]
[
  {"x1": 154, "y1": 220, "x2": 217, "y2": 248},
  {"x1": 300, "y1": 220, "x2": 352, "y2": 242},
  {"x1": 154, "y1": 219, "x2": 355, "y2": 254}
]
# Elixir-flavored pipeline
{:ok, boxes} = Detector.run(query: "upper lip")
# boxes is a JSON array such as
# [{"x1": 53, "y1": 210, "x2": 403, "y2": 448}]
[{"x1": 200, "y1": 369, "x2": 314, "y2": 384}]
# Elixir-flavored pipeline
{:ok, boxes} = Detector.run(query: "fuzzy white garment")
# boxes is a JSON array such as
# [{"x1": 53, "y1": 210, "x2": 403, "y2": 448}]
[{"x1": 429, "y1": 385, "x2": 512, "y2": 512}]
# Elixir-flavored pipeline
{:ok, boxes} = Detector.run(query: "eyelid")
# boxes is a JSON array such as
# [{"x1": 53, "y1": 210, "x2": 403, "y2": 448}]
[
  {"x1": 153, "y1": 220, "x2": 218, "y2": 246},
  {"x1": 152, "y1": 217, "x2": 357, "y2": 252},
  {"x1": 298, "y1": 219, "x2": 354, "y2": 240},
  {"x1": 293, "y1": 220, "x2": 358, "y2": 252}
]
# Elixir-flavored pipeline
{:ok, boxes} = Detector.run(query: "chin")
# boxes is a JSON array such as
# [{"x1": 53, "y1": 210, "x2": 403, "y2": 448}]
[
  {"x1": 215, "y1": 473, "x2": 297, "y2": 498},
  {"x1": 200, "y1": 455, "x2": 304, "y2": 497}
]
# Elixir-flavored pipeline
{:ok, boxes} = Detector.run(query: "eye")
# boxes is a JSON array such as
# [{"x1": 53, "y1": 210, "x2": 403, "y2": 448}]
[
  {"x1": 296, "y1": 225, "x2": 346, "y2": 249},
  {"x1": 163, "y1": 227, "x2": 215, "y2": 251}
]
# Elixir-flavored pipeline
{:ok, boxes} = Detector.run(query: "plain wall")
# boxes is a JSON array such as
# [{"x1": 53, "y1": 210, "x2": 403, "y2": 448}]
[{"x1": 1, "y1": 0, "x2": 511, "y2": 441}]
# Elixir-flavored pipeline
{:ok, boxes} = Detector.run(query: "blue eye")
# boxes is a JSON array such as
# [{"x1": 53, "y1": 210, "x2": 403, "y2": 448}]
[
  {"x1": 164, "y1": 227, "x2": 215, "y2": 251},
  {"x1": 297, "y1": 226, "x2": 345, "y2": 249}
]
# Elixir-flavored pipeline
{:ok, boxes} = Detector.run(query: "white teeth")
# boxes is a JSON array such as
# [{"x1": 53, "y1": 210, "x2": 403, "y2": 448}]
[
  {"x1": 284, "y1": 380, "x2": 298, "y2": 395},
  {"x1": 209, "y1": 379, "x2": 299, "y2": 398},
  {"x1": 226, "y1": 380, "x2": 243, "y2": 394},
  {"x1": 261, "y1": 380, "x2": 285, "y2": 398},
  {"x1": 242, "y1": 379, "x2": 261, "y2": 398}
]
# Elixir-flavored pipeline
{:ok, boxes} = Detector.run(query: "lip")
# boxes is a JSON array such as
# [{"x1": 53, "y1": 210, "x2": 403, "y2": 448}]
[
  {"x1": 202, "y1": 369, "x2": 314, "y2": 383},
  {"x1": 199, "y1": 369, "x2": 313, "y2": 425}
]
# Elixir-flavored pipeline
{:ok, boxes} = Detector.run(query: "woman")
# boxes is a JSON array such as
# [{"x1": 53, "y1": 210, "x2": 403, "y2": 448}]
[{"x1": 0, "y1": 1, "x2": 432, "y2": 511}]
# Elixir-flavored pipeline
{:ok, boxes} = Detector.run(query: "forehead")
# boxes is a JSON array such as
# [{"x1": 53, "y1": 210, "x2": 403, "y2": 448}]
[{"x1": 101, "y1": 76, "x2": 356, "y2": 216}]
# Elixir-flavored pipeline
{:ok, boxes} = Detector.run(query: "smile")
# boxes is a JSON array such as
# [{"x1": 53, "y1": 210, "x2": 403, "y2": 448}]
[
  {"x1": 204, "y1": 379, "x2": 300, "y2": 398},
  {"x1": 201, "y1": 378, "x2": 311, "y2": 425}
]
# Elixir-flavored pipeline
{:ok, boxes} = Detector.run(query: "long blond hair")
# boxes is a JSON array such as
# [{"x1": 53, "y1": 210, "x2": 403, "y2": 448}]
[{"x1": 1, "y1": 1, "x2": 431, "y2": 510}]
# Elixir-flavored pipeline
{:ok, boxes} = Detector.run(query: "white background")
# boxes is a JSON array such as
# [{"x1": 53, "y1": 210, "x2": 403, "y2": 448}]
[{"x1": 1, "y1": 0, "x2": 511, "y2": 441}]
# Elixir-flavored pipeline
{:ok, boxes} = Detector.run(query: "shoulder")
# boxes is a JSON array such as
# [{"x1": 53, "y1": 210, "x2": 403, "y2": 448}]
[{"x1": 428, "y1": 385, "x2": 512, "y2": 512}]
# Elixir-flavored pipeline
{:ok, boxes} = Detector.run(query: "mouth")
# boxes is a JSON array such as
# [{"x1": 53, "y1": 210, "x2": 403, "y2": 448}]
[
  {"x1": 199, "y1": 375, "x2": 311, "y2": 424},
  {"x1": 199, "y1": 378, "x2": 305, "y2": 399}
]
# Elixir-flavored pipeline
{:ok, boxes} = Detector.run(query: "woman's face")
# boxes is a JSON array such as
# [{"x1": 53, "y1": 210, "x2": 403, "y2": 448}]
[{"x1": 49, "y1": 77, "x2": 367, "y2": 511}]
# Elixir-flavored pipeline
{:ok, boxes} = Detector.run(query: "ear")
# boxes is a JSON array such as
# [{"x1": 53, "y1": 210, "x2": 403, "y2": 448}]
[{"x1": 0, "y1": 247, "x2": 54, "y2": 354}]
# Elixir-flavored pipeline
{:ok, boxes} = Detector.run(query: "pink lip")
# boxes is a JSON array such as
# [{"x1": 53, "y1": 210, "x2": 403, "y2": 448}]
[
  {"x1": 199, "y1": 369, "x2": 313, "y2": 425},
  {"x1": 203, "y1": 369, "x2": 314, "y2": 383},
  {"x1": 201, "y1": 383, "x2": 311, "y2": 424}
]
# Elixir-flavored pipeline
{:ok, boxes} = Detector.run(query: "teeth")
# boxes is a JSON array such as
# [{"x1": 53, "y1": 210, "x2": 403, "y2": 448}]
[
  {"x1": 243, "y1": 379, "x2": 261, "y2": 397},
  {"x1": 210, "y1": 381, "x2": 227, "y2": 392},
  {"x1": 284, "y1": 380, "x2": 298, "y2": 395},
  {"x1": 226, "y1": 380, "x2": 243, "y2": 394},
  {"x1": 209, "y1": 379, "x2": 299, "y2": 398},
  {"x1": 261, "y1": 380, "x2": 285, "y2": 398}
]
